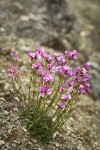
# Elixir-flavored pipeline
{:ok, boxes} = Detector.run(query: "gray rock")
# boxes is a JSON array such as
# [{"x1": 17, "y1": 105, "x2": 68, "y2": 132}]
[
  {"x1": 91, "y1": 77, "x2": 100, "y2": 100},
  {"x1": 0, "y1": 0, "x2": 78, "y2": 50},
  {"x1": 0, "y1": 140, "x2": 5, "y2": 146}
]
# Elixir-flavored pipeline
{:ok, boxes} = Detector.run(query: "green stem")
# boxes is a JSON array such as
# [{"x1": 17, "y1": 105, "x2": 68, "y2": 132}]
[
  {"x1": 12, "y1": 81, "x2": 23, "y2": 107},
  {"x1": 45, "y1": 76, "x2": 63, "y2": 113},
  {"x1": 51, "y1": 100, "x2": 73, "y2": 134}
]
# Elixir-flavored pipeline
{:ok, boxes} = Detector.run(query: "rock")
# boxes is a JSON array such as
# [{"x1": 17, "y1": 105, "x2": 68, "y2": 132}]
[
  {"x1": 0, "y1": 0, "x2": 78, "y2": 50},
  {"x1": 47, "y1": 0, "x2": 75, "y2": 32},
  {"x1": 20, "y1": 45, "x2": 30, "y2": 52},
  {"x1": 89, "y1": 52, "x2": 100, "y2": 100},
  {"x1": 90, "y1": 61, "x2": 100, "y2": 71},
  {"x1": 0, "y1": 140, "x2": 5, "y2": 146},
  {"x1": 14, "y1": 2, "x2": 23, "y2": 12},
  {"x1": 38, "y1": 148, "x2": 43, "y2": 150},
  {"x1": 0, "y1": 27, "x2": 5, "y2": 33},
  {"x1": 91, "y1": 76, "x2": 100, "y2": 100},
  {"x1": 20, "y1": 15, "x2": 30, "y2": 22}
]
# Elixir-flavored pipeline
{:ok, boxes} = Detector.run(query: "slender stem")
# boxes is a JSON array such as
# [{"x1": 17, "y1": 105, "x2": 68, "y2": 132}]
[
  {"x1": 45, "y1": 76, "x2": 63, "y2": 113},
  {"x1": 12, "y1": 80, "x2": 23, "y2": 107},
  {"x1": 28, "y1": 76, "x2": 32, "y2": 107},
  {"x1": 51, "y1": 100, "x2": 73, "y2": 134}
]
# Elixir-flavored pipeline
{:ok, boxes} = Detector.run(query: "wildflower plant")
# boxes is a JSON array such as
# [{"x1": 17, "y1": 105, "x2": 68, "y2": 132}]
[{"x1": 8, "y1": 47, "x2": 92, "y2": 143}]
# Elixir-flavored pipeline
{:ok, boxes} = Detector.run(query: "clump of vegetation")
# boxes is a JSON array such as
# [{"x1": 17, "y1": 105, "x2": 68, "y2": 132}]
[
  {"x1": 21, "y1": 108, "x2": 53, "y2": 143},
  {"x1": 8, "y1": 47, "x2": 92, "y2": 143}
]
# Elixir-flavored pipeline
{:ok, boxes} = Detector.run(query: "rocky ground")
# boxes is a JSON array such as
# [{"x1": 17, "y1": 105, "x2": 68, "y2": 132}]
[{"x1": 0, "y1": 0, "x2": 100, "y2": 149}]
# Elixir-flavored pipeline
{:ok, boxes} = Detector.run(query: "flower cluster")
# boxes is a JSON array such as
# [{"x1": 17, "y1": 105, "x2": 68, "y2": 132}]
[
  {"x1": 8, "y1": 50, "x2": 20, "y2": 79},
  {"x1": 9, "y1": 48, "x2": 92, "y2": 106},
  {"x1": 75, "y1": 64, "x2": 92, "y2": 94},
  {"x1": 40, "y1": 84, "x2": 52, "y2": 97},
  {"x1": 27, "y1": 47, "x2": 92, "y2": 109},
  {"x1": 8, "y1": 64, "x2": 19, "y2": 79},
  {"x1": 65, "y1": 50, "x2": 78, "y2": 60}
]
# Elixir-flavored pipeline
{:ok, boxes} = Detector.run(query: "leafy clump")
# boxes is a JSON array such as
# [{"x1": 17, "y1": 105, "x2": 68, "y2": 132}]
[{"x1": 21, "y1": 108, "x2": 53, "y2": 143}]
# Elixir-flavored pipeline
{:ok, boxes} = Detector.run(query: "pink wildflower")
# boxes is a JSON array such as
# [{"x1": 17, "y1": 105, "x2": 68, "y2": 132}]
[
  {"x1": 42, "y1": 72, "x2": 53, "y2": 82},
  {"x1": 28, "y1": 49, "x2": 41, "y2": 60},
  {"x1": 54, "y1": 53, "x2": 66, "y2": 65},
  {"x1": 69, "y1": 50, "x2": 78, "y2": 60},
  {"x1": 61, "y1": 94, "x2": 71, "y2": 101},
  {"x1": 83, "y1": 62, "x2": 90, "y2": 69},
  {"x1": 39, "y1": 84, "x2": 52, "y2": 97},
  {"x1": 75, "y1": 64, "x2": 92, "y2": 94},
  {"x1": 68, "y1": 86, "x2": 73, "y2": 93},
  {"x1": 65, "y1": 50, "x2": 78, "y2": 60},
  {"x1": 75, "y1": 67, "x2": 81, "y2": 75},
  {"x1": 8, "y1": 64, "x2": 19, "y2": 79},
  {"x1": 67, "y1": 79, "x2": 74, "y2": 92},
  {"x1": 42, "y1": 53, "x2": 53, "y2": 62},
  {"x1": 32, "y1": 62, "x2": 42, "y2": 69},
  {"x1": 58, "y1": 103, "x2": 66, "y2": 109},
  {"x1": 61, "y1": 83, "x2": 66, "y2": 92}
]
